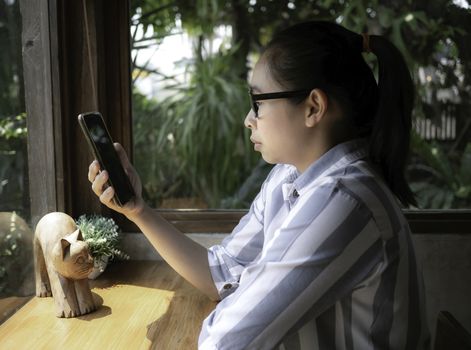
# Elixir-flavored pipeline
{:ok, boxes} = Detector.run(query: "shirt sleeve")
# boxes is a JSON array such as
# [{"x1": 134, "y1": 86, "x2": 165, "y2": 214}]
[
  {"x1": 207, "y1": 167, "x2": 275, "y2": 299},
  {"x1": 199, "y1": 184, "x2": 384, "y2": 350}
]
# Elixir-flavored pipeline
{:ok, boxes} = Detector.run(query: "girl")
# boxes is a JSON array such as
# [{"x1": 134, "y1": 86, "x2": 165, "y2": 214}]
[{"x1": 88, "y1": 21, "x2": 430, "y2": 349}]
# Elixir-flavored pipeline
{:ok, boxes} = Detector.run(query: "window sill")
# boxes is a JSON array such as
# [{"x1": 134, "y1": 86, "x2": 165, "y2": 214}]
[{"x1": 117, "y1": 209, "x2": 471, "y2": 234}]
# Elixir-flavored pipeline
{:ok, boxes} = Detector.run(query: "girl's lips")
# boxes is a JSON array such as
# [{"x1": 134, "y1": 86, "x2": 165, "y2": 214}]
[{"x1": 251, "y1": 138, "x2": 262, "y2": 151}]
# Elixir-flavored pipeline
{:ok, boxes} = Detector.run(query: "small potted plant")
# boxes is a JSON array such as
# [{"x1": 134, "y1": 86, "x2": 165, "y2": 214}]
[{"x1": 76, "y1": 214, "x2": 129, "y2": 279}]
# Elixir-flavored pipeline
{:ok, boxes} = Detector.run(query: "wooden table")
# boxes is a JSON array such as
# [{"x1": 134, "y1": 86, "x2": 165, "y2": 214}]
[{"x1": 0, "y1": 261, "x2": 216, "y2": 349}]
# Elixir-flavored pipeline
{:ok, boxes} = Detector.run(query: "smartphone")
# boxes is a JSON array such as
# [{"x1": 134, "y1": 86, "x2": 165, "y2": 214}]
[{"x1": 78, "y1": 112, "x2": 135, "y2": 206}]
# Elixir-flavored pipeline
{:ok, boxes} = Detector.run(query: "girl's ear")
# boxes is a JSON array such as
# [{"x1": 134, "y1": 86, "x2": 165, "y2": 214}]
[{"x1": 305, "y1": 89, "x2": 328, "y2": 127}]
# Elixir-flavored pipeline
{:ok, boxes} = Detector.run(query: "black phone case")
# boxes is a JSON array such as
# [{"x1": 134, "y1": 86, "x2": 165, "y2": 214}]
[{"x1": 78, "y1": 112, "x2": 135, "y2": 206}]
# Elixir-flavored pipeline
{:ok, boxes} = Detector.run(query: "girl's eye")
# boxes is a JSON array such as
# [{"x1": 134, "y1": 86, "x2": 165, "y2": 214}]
[{"x1": 254, "y1": 102, "x2": 261, "y2": 118}]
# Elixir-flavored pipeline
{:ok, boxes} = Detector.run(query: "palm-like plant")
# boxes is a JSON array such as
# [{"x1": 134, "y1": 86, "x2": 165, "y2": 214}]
[{"x1": 160, "y1": 48, "x2": 259, "y2": 207}]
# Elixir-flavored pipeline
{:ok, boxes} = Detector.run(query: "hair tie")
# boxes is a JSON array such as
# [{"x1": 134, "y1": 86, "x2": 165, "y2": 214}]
[{"x1": 361, "y1": 33, "x2": 371, "y2": 53}]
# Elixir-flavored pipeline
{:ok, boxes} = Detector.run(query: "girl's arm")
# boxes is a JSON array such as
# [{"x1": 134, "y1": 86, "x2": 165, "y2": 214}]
[
  {"x1": 129, "y1": 204, "x2": 220, "y2": 301},
  {"x1": 88, "y1": 143, "x2": 219, "y2": 301}
]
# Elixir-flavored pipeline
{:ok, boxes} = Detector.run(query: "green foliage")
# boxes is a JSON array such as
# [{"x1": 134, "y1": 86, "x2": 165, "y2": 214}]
[
  {"x1": 133, "y1": 89, "x2": 191, "y2": 205},
  {"x1": 0, "y1": 112, "x2": 27, "y2": 141},
  {"x1": 409, "y1": 133, "x2": 471, "y2": 209},
  {"x1": 0, "y1": 0, "x2": 24, "y2": 116},
  {"x1": 166, "y1": 49, "x2": 258, "y2": 207},
  {"x1": 0, "y1": 113, "x2": 29, "y2": 217},
  {"x1": 130, "y1": 0, "x2": 179, "y2": 40},
  {"x1": 76, "y1": 215, "x2": 129, "y2": 262},
  {"x1": 0, "y1": 223, "x2": 25, "y2": 295},
  {"x1": 177, "y1": 0, "x2": 222, "y2": 36},
  {"x1": 133, "y1": 47, "x2": 259, "y2": 208},
  {"x1": 0, "y1": 212, "x2": 33, "y2": 297},
  {"x1": 0, "y1": 0, "x2": 28, "y2": 219},
  {"x1": 131, "y1": 0, "x2": 471, "y2": 209},
  {"x1": 221, "y1": 158, "x2": 273, "y2": 209}
]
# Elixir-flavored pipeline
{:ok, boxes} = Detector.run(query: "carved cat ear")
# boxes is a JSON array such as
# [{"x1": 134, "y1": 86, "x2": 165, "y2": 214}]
[
  {"x1": 67, "y1": 228, "x2": 83, "y2": 242},
  {"x1": 60, "y1": 238, "x2": 71, "y2": 260},
  {"x1": 75, "y1": 229, "x2": 84, "y2": 241}
]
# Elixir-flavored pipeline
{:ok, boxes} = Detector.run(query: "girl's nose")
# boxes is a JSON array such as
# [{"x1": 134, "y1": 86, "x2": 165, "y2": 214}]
[{"x1": 244, "y1": 109, "x2": 256, "y2": 129}]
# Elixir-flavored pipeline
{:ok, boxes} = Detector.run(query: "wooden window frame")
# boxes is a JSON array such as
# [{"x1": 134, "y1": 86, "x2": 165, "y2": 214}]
[
  {"x1": 117, "y1": 209, "x2": 471, "y2": 234},
  {"x1": 21, "y1": 0, "x2": 471, "y2": 235},
  {"x1": 21, "y1": 0, "x2": 132, "y2": 227}
]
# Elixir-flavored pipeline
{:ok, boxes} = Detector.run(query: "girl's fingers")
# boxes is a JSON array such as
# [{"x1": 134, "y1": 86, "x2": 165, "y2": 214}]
[
  {"x1": 87, "y1": 146, "x2": 141, "y2": 215},
  {"x1": 99, "y1": 186, "x2": 115, "y2": 205},
  {"x1": 88, "y1": 160, "x2": 100, "y2": 183},
  {"x1": 91, "y1": 170, "x2": 108, "y2": 196}
]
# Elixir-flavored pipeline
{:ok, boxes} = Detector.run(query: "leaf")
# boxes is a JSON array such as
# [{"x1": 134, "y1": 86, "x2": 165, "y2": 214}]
[{"x1": 459, "y1": 143, "x2": 471, "y2": 185}]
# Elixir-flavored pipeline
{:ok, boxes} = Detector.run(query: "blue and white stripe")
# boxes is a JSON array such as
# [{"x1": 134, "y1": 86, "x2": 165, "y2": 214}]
[{"x1": 199, "y1": 139, "x2": 430, "y2": 350}]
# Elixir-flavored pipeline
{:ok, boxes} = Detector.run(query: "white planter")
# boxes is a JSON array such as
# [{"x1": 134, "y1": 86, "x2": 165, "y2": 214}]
[{"x1": 88, "y1": 256, "x2": 109, "y2": 279}]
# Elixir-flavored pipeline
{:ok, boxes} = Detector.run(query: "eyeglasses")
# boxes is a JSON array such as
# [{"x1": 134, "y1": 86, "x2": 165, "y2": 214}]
[{"x1": 249, "y1": 89, "x2": 312, "y2": 118}]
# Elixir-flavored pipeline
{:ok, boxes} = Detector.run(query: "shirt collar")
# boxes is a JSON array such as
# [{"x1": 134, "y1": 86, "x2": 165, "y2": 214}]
[{"x1": 284, "y1": 138, "x2": 369, "y2": 197}]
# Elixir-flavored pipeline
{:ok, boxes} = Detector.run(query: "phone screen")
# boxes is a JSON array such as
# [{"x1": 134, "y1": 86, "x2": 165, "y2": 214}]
[{"x1": 78, "y1": 112, "x2": 134, "y2": 206}]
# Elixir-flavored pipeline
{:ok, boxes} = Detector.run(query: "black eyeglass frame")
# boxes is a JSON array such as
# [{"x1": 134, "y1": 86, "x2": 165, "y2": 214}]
[{"x1": 249, "y1": 89, "x2": 313, "y2": 117}]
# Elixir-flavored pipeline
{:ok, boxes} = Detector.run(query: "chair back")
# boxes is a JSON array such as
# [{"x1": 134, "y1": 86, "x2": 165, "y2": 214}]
[{"x1": 434, "y1": 311, "x2": 471, "y2": 350}]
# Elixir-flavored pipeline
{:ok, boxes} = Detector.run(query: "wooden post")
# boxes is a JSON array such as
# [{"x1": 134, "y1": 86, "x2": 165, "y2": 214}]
[
  {"x1": 20, "y1": 0, "x2": 132, "y2": 225},
  {"x1": 20, "y1": 0, "x2": 62, "y2": 227}
]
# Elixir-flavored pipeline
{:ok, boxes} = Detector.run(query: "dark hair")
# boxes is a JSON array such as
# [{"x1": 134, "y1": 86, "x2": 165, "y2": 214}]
[{"x1": 263, "y1": 21, "x2": 416, "y2": 207}]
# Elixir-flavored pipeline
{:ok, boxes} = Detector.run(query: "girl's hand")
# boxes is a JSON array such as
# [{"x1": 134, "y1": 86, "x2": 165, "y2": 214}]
[{"x1": 88, "y1": 143, "x2": 147, "y2": 220}]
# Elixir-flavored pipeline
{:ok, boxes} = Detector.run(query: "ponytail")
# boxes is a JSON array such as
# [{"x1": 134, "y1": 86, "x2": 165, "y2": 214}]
[
  {"x1": 263, "y1": 21, "x2": 417, "y2": 207},
  {"x1": 368, "y1": 35, "x2": 416, "y2": 207}
]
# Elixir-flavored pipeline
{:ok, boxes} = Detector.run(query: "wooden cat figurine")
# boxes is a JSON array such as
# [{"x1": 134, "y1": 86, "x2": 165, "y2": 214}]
[{"x1": 34, "y1": 212, "x2": 97, "y2": 318}]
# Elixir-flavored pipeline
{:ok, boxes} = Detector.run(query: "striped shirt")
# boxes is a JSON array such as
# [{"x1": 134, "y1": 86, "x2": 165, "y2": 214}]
[{"x1": 199, "y1": 139, "x2": 430, "y2": 350}]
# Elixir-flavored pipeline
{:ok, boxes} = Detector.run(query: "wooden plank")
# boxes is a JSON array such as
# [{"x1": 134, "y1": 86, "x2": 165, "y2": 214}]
[
  {"x1": 48, "y1": 0, "x2": 66, "y2": 214},
  {"x1": 117, "y1": 209, "x2": 471, "y2": 234},
  {"x1": 405, "y1": 210, "x2": 471, "y2": 234},
  {"x1": 118, "y1": 210, "x2": 246, "y2": 233},
  {"x1": 0, "y1": 261, "x2": 216, "y2": 349},
  {"x1": 48, "y1": 0, "x2": 132, "y2": 219},
  {"x1": 20, "y1": 0, "x2": 61, "y2": 226},
  {"x1": 101, "y1": 0, "x2": 133, "y2": 160},
  {"x1": 0, "y1": 296, "x2": 31, "y2": 325},
  {"x1": 20, "y1": 0, "x2": 132, "y2": 224},
  {"x1": 58, "y1": 0, "x2": 106, "y2": 218}
]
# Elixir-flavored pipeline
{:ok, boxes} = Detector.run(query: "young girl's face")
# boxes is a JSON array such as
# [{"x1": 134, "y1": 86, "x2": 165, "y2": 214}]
[{"x1": 244, "y1": 58, "x2": 312, "y2": 169}]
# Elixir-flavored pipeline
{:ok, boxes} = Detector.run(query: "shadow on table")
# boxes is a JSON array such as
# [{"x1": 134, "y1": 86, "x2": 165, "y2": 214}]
[
  {"x1": 76, "y1": 292, "x2": 112, "y2": 321},
  {"x1": 89, "y1": 260, "x2": 217, "y2": 348},
  {"x1": 145, "y1": 286, "x2": 216, "y2": 350}
]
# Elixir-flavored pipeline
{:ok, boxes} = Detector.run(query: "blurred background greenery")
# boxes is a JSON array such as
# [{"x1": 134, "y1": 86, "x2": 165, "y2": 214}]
[
  {"x1": 129, "y1": 0, "x2": 471, "y2": 209},
  {"x1": 0, "y1": 0, "x2": 29, "y2": 219}
]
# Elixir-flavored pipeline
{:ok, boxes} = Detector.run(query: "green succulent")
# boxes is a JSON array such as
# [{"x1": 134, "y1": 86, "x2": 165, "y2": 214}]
[{"x1": 76, "y1": 215, "x2": 129, "y2": 262}]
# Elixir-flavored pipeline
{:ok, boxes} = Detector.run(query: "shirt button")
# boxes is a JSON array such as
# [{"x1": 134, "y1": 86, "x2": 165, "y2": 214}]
[
  {"x1": 223, "y1": 283, "x2": 232, "y2": 290},
  {"x1": 293, "y1": 189, "x2": 299, "y2": 198}
]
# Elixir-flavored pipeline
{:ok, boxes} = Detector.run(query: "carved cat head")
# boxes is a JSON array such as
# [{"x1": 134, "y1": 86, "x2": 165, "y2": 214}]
[{"x1": 52, "y1": 229, "x2": 94, "y2": 280}]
